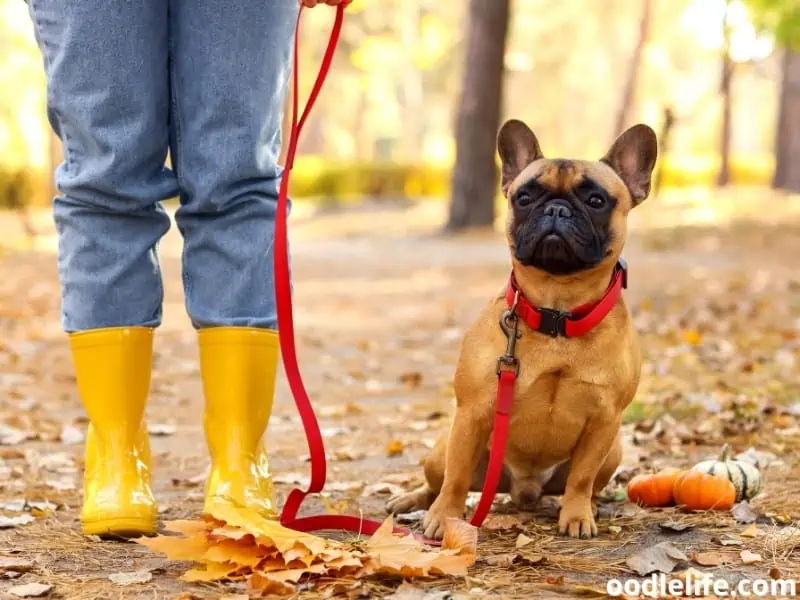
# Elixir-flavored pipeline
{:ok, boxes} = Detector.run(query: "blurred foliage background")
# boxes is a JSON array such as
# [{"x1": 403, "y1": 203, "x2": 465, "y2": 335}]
[{"x1": 1, "y1": 0, "x2": 799, "y2": 229}]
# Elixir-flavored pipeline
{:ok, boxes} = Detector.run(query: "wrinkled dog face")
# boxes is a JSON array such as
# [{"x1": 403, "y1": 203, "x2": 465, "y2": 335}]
[{"x1": 498, "y1": 120, "x2": 658, "y2": 276}]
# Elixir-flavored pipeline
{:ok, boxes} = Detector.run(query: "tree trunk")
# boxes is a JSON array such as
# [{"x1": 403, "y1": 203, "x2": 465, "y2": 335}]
[
  {"x1": 773, "y1": 50, "x2": 800, "y2": 193},
  {"x1": 651, "y1": 107, "x2": 675, "y2": 198},
  {"x1": 612, "y1": 0, "x2": 654, "y2": 140},
  {"x1": 717, "y1": 0, "x2": 733, "y2": 187},
  {"x1": 445, "y1": 0, "x2": 510, "y2": 231}
]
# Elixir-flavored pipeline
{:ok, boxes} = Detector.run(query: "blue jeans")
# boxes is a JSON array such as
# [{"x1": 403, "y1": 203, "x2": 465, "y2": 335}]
[{"x1": 27, "y1": 0, "x2": 298, "y2": 331}]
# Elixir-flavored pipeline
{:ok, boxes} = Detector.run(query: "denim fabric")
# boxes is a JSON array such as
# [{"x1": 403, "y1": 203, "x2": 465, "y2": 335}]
[{"x1": 27, "y1": 0, "x2": 298, "y2": 331}]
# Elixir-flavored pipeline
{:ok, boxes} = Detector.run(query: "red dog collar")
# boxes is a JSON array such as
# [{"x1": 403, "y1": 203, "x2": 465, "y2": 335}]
[{"x1": 505, "y1": 259, "x2": 628, "y2": 338}]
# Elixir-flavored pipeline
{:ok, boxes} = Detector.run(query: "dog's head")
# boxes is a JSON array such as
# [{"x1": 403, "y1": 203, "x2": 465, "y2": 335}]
[{"x1": 498, "y1": 120, "x2": 657, "y2": 276}]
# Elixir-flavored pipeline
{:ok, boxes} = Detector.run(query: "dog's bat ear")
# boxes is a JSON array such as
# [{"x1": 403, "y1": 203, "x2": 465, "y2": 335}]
[
  {"x1": 602, "y1": 124, "x2": 658, "y2": 205},
  {"x1": 497, "y1": 120, "x2": 544, "y2": 195}
]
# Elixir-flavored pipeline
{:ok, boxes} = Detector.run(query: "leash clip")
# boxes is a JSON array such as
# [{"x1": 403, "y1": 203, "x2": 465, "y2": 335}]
[{"x1": 497, "y1": 309, "x2": 521, "y2": 376}]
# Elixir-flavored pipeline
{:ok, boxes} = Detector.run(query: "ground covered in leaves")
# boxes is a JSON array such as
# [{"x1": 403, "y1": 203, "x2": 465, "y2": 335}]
[{"x1": 1, "y1": 188, "x2": 800, "y2": 599}]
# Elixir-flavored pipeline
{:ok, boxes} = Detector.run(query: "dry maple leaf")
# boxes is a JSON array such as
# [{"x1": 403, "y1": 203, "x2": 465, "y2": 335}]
[
  {"x1": 364, "y1": 516, "x2": 476, "y2": 578},
  {"x1": 208, "y1": 503, "x2": 329, "y2": 556},
  {"x1": 137, "y1": 532, "x2": 216, "y2": 561},
  {"x1": 204, "y1": 539, "x2": 267, "y2": 568},
  {"x1": 181, "y1": 560, "x2": 241, "y2": 583},
  {"x1": 255, "y1": 563, "x2": 328, "y2": 584},
  {"x1": 247, "y1": 572, "x2": 294, "y2": 596},
  {"x1": 164, "y1": 519, "x2": 209, "y2": 536}
]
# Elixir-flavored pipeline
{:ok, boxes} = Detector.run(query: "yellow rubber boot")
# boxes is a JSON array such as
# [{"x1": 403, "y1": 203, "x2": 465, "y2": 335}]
[
  {"x1": 70, "y1": 327, "x2": 157, "y2": 537},
  {"x1": 199, "y1": 327, "x2": 279, "y2": 518}
]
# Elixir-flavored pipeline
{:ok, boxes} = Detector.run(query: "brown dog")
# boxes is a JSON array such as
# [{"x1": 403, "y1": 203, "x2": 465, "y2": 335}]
[{"x1": 386, "y1": 120, "x2": 657, "y2": 540}]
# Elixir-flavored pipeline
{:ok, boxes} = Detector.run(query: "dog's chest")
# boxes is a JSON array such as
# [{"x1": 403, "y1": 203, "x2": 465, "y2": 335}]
[{"x1": 503, "y1": 369, "x2": 600, "y2": 467}]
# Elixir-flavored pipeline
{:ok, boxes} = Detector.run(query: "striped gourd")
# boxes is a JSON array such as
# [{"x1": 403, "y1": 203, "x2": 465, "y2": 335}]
[{"x1": 691, "y1": 444, "x2": 761, "y2": 502}]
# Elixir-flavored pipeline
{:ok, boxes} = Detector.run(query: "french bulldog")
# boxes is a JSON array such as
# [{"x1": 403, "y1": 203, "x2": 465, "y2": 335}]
[{"x1": 386, "y1": 120, "x2": 657, "y2": 540}]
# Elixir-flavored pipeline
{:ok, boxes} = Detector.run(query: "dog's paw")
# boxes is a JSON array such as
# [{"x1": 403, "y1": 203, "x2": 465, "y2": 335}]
[
  {"x1": 385, "y1": 486, "x2": 434, "y2": 515},
  {"x1": 558, "y1": 497, "x2": 597, "y2": 539},
  {"x1": 422, "y1": 498, "x2": 464, "y2": 540}
]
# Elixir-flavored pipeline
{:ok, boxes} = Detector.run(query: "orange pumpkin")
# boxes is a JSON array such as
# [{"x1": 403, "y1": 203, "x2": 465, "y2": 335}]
[
  {"x1": 673, "y1": 470, "x2": 736, "y2": 511},
  {"x1": 627, "y1": 468, "x2": 682, "y2": 507}
]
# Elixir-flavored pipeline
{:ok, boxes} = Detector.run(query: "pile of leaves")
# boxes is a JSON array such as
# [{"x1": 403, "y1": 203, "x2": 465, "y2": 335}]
[{"x1": 137, "y1": 504, "x2": 477, "y2": 596}]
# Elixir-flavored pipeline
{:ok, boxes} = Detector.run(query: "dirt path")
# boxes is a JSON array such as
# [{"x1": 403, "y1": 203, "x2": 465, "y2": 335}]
[{"x1": 1, "y1": 193, "x2": 800, "y2": 599}]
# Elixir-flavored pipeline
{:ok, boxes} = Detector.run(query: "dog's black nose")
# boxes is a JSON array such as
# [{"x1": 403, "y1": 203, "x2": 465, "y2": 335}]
[{"x1": 544, "y1": 201, "x2": 572, "y2": 219}]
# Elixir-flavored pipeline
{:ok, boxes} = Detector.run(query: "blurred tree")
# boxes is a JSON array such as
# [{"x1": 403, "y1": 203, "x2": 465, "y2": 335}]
[
  {"x1": 745, "y1": 0, "x2": 800, "y2": 191},
  {"x1": 718, "y1": 0, "x2": 735, "y2": 186},
  {"x1": 613, "y1": 0, "x2": 655, "y2": 140},
  {"x1": 446, "y1": 0, "x2": 510, "y2": 231},
  {"x1": 773, "y1": 50, "x2": 800, "y2": 191}
]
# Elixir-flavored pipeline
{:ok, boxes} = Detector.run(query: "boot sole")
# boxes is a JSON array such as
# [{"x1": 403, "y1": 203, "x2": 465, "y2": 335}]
[{"x1": 81, "y1": 516, "x2": 157, "y2": 538}]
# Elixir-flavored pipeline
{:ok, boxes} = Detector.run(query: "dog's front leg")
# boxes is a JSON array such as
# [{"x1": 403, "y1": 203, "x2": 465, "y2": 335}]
[
  {"x1": 423, "y1": 406, "x2": 491, "y2": 539},
  {"x1": 558, "y1": 416, "x2": 620, "y2": 539}
]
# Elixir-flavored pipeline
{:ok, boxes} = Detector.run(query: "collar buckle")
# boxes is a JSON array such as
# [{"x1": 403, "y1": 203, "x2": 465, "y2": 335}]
[{"x1": 536, "y1": 307, "x2": 569, "y2": 338}]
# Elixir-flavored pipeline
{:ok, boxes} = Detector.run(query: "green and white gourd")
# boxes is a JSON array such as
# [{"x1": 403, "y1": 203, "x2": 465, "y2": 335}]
[{"x1": 692, "y1": 444, "x2": 761, "y2": 502}]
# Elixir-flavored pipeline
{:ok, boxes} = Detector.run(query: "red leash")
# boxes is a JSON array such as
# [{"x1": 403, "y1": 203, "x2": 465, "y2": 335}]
[
  {"x1": 274, "y1": 4, "x2": 512, "y2": 541},
  {"x1": 275, "y1": 4, "x2": 414, "y2": 539}
]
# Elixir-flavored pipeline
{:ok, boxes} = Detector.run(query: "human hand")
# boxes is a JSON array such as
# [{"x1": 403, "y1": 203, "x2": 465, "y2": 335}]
[{"x1": 300, "y1": 0, "x2": 349, "y2": 7}]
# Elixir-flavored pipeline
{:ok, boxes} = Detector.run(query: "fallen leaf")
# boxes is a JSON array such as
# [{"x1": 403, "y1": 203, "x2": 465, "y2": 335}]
[
  {"x1": 693, "y1": 551, "x2": 724, "y2": 566},
  {"x1": 607, "y1": 525, "x2": 622, "y2": 537},
  {"x1": 718, "y1": 535, "x2": 743, "y2": 546},
  {"x1": 734, "y1": 448, "x2": 776, "y2": 470},
  {"x1": 109, "y1": 570, "x2": 153, "y2": 586},
  {"x1": 483, "y1": 514, "x2": 523, "y2": 531},
  {"x1": 59, "y1": 424, "x2": 84, "y2": 445},
  {"x1": 399, "y1": 372, "x2": 423, "y2": 388},
  {"x1": 0, "y1": 515, "x2": 35, "y2": 529},
  {"x1": 386, "y1": 440, "x2": 404, "y2": 457},
  {"x1": 31, "y1": 452, "x2": 74, "y2": 471},
  {"x1": 8, "y1": 582, "x2": 52, "y2": 598},
  {"x1": 362, "y1": 482, "x2": 403, "y2": 497},
  {"x1": 0, "y1": 557, "x2": 34, "y2": 574},
  {"x1": 319, "y1": 402, "x2": 363, "y2": 418},
  {"x1": 770, "y1": 566, "x2": 782, "y2": 579},
  {"x1": 740, "y1": 550, "x2": 762, "y2": 564},
  {"x1": 731, "y1": 502, "x2": 759, "y2": 524},
  {"x1": 385, "y1": 582, "x2": 451, "y2": 599},
  {"x1": 333, "y1": 447, "x2": 366, "y2": 461},
  {"x1": 515, "y1": 533, "x2": 533, "y2": 548},
  {"x1": 741, "y1": 524, "x2": 761, "y2": 538},
  {"x1": 441, "y1": 518, "x2": 477, "y2": 557},
  {"x1": 138, "y1": 506, "x2": 475, "y2": 594},
  {"x1": 484, "y1": 553, "x2": 518, "y2": 567},
  {"x1": 626, "y1": 542, "x2": 688, "y2": 576},
  {"x1": 44, "y1": 479, "x2": 75, "y2": 491},
  {"x1": 683, "y1": 329, "x2": 702, "y2": 346},
  {"x1": 0, "y1": 425, "x2": 30, "y2": 446},
  {"x1": 659, "y1": 520, "x2": 696, "y2": 533},
  {"x1": 518, "y1": 552, "x2": 545, "y2": 565},
  {"x1": 138, "y1": 531, "x2": 216, "y2": 561},
  {"x1": 182, "y1": 561, "x2": 239, "y2": 582},
  {"x1": 365, "y1": 517, "x2": 476, "y2": 578},
  {"x1": 0, "y1": 499, "x2": 26, "y2": 512}
]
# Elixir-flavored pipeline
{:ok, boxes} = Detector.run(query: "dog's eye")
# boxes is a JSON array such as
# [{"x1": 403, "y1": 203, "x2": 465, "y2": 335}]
[
  {"x1": 515, "y1": 191, "x2": 534, "y2": 207},
  {"x1": 586, "y1": 194, "x2": 605, "y2": 209}
]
